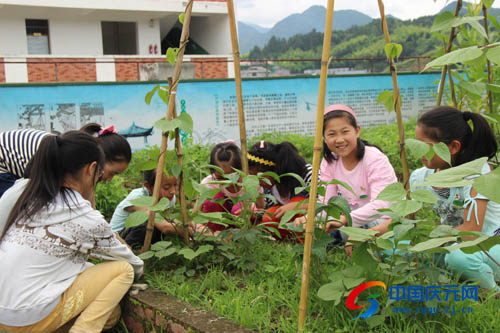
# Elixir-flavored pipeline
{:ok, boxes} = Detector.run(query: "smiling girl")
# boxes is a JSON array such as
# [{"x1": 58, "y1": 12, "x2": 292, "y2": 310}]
[{"x1": 320, "y1": 104, "x2": 397, "y2": 231}]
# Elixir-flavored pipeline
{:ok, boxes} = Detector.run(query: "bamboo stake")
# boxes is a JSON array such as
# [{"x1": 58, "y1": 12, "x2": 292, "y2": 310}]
[
  {"x1": 482, "y1": 4, "x2": 494, "y2": 115},
  {"x1": 447, "y1": 67, "x2": 457, "y2": 107},
  {"x1": 436, "y1": 0, "x2": 462, "y2": 106},
  {"x1": 377, "y1": 0, "x2": 410, "y2": 189},
  {"x1": 142, "y1": 1, "x2": 193, "y2": 253},
  {"x1": 297, "y1": 1, "x2": 335, "y2": 331},
  {"x1": 169, "y1": 77, "x2": 190, "y2": 245},
  {"x1": 226, "y1": 0, "x2": 248, "y2": 174}
]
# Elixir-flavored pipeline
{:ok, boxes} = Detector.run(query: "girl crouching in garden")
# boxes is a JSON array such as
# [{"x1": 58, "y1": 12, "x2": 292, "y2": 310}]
[{"x1": 0, "y1": 131, "x2": 143, "y2": 332}]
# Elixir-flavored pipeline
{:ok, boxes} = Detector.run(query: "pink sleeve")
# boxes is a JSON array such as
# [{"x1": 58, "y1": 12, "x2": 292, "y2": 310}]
[
  {"x1": 319, "y1": 158, "x2": 338, "y2": 205},
  {"x1": 350, "y1": 151, "x2": 397, "y2": 226}
]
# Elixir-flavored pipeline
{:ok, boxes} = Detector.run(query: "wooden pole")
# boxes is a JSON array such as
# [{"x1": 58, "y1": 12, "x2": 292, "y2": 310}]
[
  {"x1": 483, "y1": 4, "x2": 494, "y2": 115},
  {"x1": 226, "y1": 0, "x2": 248, "y2": 174},
  {"x1": 436, "y1": 0, "x2": 462, "y2": 106},
  {"x1": 377, "y1": 0, "x2": 410, "y2": 189},
  {"x1": 297, "y1": 0, "x2": 335, "y2": 330},
  {"x1": 142, "y1": 0, "x2": 193, "y2": 253}
]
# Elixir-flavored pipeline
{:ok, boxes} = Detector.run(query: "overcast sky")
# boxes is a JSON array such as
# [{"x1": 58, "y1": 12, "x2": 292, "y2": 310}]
[{"x1": 235, "y1": 0, "x2": 452, "y2": 27}]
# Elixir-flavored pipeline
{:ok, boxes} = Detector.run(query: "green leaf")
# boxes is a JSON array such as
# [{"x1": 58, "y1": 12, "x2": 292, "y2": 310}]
[
  {"x1": 486, "y1": 83, "x2": 500, "y2": 93},
  {"x1": 367, "y1": 315, "x2": 385, "y2": 328},
  {"x1": 280, "y1": 209, "x2": 306, "y2": 224},
  {"x1": 410, "y1": 189, "x2": 437, "y2": 204},
  {"x1": 138, "y1": 251, "x2": 155, "y2": 260},
  {"x1": 390, "y1": 200, "x2": 422, "y2": 217},
  {"x1": 429, "y1": 225, "x2": 459, "y2": 237},
  {"x1": 418, "y1": 158, "x2": 487, "y2": 187},
  {"x1": 459, "y1": 81, "x2": 486, "y2": 96},
  {"x1": 423, "y1": 46, "x2": 483, "y2": 70},
  {"x1": 145, "y1": 85, "x2": 160, "y2": 105},
  {"x1": 125, "y1": 210, "x2": 149, "y2": 228},
  {"x1": 409, "y1": 237, "x2": 458, "y2": 252},
  {"x1": 460, "y1": 235, "x2": 500, "y2": 254},
  {"x1": 177, "y1": 112, "x2": 193, "y2": 134},
  {"x1": 393, "y1": 223, "x2": 414, "y2": 239},
  {"x1": 178, "y1": 13, "x2": 185, "y2": 24},
  {"x1": 377, "y1": 90, "x2": 395, "y2": 112},
  {"x1": 444, "y1": 235, "x2": 490, "y2": 252},
  {"x1": 433, "y1": 142, "x2": 451, "y2": 165},
  {"x1": 406, "y1": 138, "x2": 430, "y2": 159},
  {"x1": 376, "y1": 238, "x2": 394, "y2": 250},
  {"x1": 473, "y1": 166, "x2": 500, "y2": 204},
  {"x1": 431, "y1": 11, "x2": 455, "y2": 32},
  {"x1": 384, "y1": 43, "x2": 403, "y2": 60},
  {"x1": 343, "y1": 277, "x2": 366, "y2": 289},
  {"x1": 130, "y1": 196, "x2": 156, "y2": 207},
  {"x1": 351, "y1": 242, "x2": 378, "y2": 272},
  {"x1": 486, "y1": 45, "x2": 500, "y2": 65},
  {"x1": 155, "y1": 248, "x2": 176, "y2": 258},
  {"x1": 327, "y1": 196, "x2": 352, "y2": 226},
  {"x1": 136, "y1": 159, "x2": 158, "y2": 171},
  {"x1": 178, "y1": 248, "x2": 197, "y2": 260},
  {"x1": 483, "y1": 0, "x2": 495, "y2": 9},
  {"x1": 166, "y1": 47, "x2": 179, "y2": 66},
  {"x1": 340, "y1": 226, "x2": 378, "y2": 241},
  {"x1": 243, "y1": 175, "x2": 260, "y2": 197},
  {"x1": 170, "y1": 164, "x2": 182, "y2": 178},
  {"x1": 151, "y1": 241, "x2": 172, "y2": 251},
  {"x1": 431, "y1": 13, "x2": 487, "y2": 40},
  {"x1": 376, "y1": 182, "x2": 407, "y2": 201},
  {"x1": 280, "y1": 172, "x2": 306, "y2": 187},
  {"x1": 157, "y1": 86, "x2": 170, "y2": 104},
  {"x1": 317, "y1": 281, "x2": 345, "y2": 302},
  {"x1": 488, "y1": 14, "x2": 500, "y2": 31},
  {"x1": 150, "y1": 197, "x2": 171, "y2": 212}
]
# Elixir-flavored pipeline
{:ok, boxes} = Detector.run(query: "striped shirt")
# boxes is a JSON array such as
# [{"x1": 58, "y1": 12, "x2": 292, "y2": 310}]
[{"x1": 0, "y1": 129, "x2": 50, "y2": 177}]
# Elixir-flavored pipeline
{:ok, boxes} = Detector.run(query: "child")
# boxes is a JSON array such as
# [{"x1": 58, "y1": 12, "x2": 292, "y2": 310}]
[
  {"x1": 321, "y1": 104, "x2": 397, "y2": 231},
  {"x1": 409, "y1": 106, "x2": 500, "y2": 290},
  {"x1": 247, "y1": 140, "x2": 313, "y2": 240},
  {"x1": 113, "y1": 169, "x2": 184, "y2": 248},
  {"x1": 0, "y1": 131, "x2": 142, "y2": 332},
  {"x1": 198, "y1": 141, "x2": 243, "y2": 232}
]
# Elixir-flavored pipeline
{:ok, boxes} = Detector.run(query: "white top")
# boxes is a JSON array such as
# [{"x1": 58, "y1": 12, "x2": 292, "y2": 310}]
[{"x1": 0, "y1": 179, "x2": 144, "y2": 326}]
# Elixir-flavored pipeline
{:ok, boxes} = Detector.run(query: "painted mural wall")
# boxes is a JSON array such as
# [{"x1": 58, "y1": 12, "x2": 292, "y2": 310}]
[{"x1": 0, "y1": 73, "x2": 440, "y2": 150}]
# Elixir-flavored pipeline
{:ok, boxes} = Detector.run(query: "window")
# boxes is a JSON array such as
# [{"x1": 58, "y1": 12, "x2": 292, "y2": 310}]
[
  {"x1": 26, "y1": 19, "x2": 50, "y2": 54},
  {"x1": 101, "y1": 21, "x2": 137, "y2": 55}
]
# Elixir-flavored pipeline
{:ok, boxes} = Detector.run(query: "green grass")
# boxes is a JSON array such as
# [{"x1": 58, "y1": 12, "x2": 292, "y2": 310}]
[{"x1": 143, "y1": 239, "x2": 500, "y2": 332}]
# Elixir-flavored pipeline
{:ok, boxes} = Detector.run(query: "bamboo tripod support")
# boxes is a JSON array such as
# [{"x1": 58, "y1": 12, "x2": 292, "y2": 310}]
[
  {"x1": 377, "y1": 0, "x2": 410, "y2": 190},
  {"x1": 227, "y1": 0, "x2": 249, "y2": 174},
  {"x1": 297, "y1": 0, "x2": 335, "y2": 331},
  {"x1": 142, "y1": 1, "x2": 193, "y2": 253}
]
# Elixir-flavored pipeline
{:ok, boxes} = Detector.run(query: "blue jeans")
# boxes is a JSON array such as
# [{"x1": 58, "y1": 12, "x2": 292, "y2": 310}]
[{"x1": 0, "y1": 173, "x2": 18, "y2": 198}]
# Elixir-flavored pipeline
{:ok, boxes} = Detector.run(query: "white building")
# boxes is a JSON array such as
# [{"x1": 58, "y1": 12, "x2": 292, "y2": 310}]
[{"x1": 0, "y1": 0, "x2": 234, "y2": 82}]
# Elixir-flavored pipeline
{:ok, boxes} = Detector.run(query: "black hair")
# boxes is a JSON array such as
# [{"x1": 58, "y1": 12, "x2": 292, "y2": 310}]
[
  {"x1": 2, "y1": 131, "x2": 104, "y2": 240},
  {"x1": 209, "y1": 141, "x2": 242, "y2": 172},
  {"x1": 80, "y1": 123, "x2": 132, "y2": 164},
  {"x1": 143, "y1": 169, "x2": 157, "y2": 187},
  {"x1": 418, "y1": 106, "x2": 498, "y2": 166},
  {"x1": 248, "y1": 141, "x2": 307, "y2": 198},
  {"x1": 322, "y1": 109, "x2": 381, "y2": 164}
]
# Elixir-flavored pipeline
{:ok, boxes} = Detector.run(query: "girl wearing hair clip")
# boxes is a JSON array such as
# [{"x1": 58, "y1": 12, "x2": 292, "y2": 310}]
[
  {"x1": 248, "y1": 140, "x2": 314, "y2": 241},
  {"x1": 0, "y1": 123, "x2": 131, "y2": 197}
]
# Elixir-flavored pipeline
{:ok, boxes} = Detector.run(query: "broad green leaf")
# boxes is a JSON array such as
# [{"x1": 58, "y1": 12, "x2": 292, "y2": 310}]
[
  {"x1": 418, "y1": 157, "x2": 487, "y2": 187},
  {"x1": 429, "y1": 225, "x2": 458, "y2": 237},
  {"x1": 259, "y1": 171, "x2": 281, "y2": 182},
  {"x1": 138, "y1": 251, "x2": 155, "y2": 260},
  {"x1": 486, "y1": 83, "x2": 500, "y2": 93},
  {"x1": 488, "y1": 14, "x2": 500, "y2": 31},
  {"x1": 150, "y1": 197, "x2": 171, "y2": 212},
  {"x1": 375, "y1": 238, "x2": 394, "y2": 250},
  {"x1": 410, "y1": 237, "x2": 457, "y2": 252},
  {"x1": 177, "y1": 112, "x2": 193, "y2": 134},
  {"x1": 393, "y1": 223, "x2": 414, "y2": 239},
  {"x1": 317, "y1": 280, "x2": 345, "y2": 302},
  {"x1": 170, "y1": 164, "x2": 182, "y2": 178},
  {"x1": 154, "y1": 118, "x2": 177, "y2": 133},
  {"x1": 166, "y1": 47, "x2": 179, "y2": 66},
  {"x1": 459, "y1": 81, "x2": 486, "y2": 96},
  {"x1": 366, "y1": 315, "x2": 385, "y2": 328},
  {"x1": 431, "y1": 11, "x2": 455, "y2": 32},
  {"x1": 444, "y1": 235, "x2": 490, "y2": 252},
  {"x1": 431, "y1": 13, "x2": 487, "y2": 40},
  {"x1": 125, "y1": 210, "x2": 149, "y2": 228},
  {"x1": 327, "y1": 196, "x2": 352, "y2": 226},
  {"x1": 390, "y1": 200, "x2": 422, "y2": 217},
  {"x1": 483, "y1": 0, "x2": 495, "y2": 9},
  {"x1": 380, "y1": 230, "x2": 394, "y2": 239},
  {"x1": 130, "y1": 196, "x2": 156, "y2": 207},
  {"x1": 157, "y1": 86, "x2": 170, "y2": 104},
  {"x1": 424, "y1": 46, "x2": 483, "y2": 70},
  {"x1": 473, "y1": 166, "x2": 500, "y2": 203},
  {"x1": 410, "y1": 189, "x2": 437, "y2": 204},
  {"x1": 178, "y1": 248, "x2": 197, "y2": 260},
  {"x1": 376, "y1": 90, "x2": 395, "y2": 112},
  {"x1": 341, "y1": 265, "x2": 365, "y2": 278},
  {"x1": 460, "y1": 235, "x2": 500, "y2": 254},
  {"x1": 376, "y1": 182, "x2": 407, "y2": 201},
  {"x1": 195, "y1": 244, "x2": 214, "y2": 256},
  {"x1": 243, "y1": 175, "x2": 260, "y2": 197},
  {"x1": 151, "y1": 241, "x2": 172, "y2": 251},
  {"x1": 406, "y1": 138, "x2": 430, "y2": 159},
  {"x1": 486, "y1": 45, "x2": 500, "y2": 65},
  {"x1": 145, "y1": 85, "x2": 159, "y2": 105},
  {"x1": 433, "y1": 142, "x2": 451, "y2": 165},
  {"x1": 352, "y1": 242, "x2": 378, "y2": 272},
  {"x1": 343, "y1": 277, "x2": 366, "y2": 289},
  {"x1": 340, "y1": 226, "x2": 378, "y2": 241},
  {"x1": 178, "y1": 13, "x2": 185, "y2": 24},
  {"x1": 136, "y1": 159, "x2": 158, "y2": 171},
  {"x1": 384, "y1": 43, "x2": 403, "y2": 60},
  {"x1": 280, "y1": 172, "x2": 306, "y2": 187}
]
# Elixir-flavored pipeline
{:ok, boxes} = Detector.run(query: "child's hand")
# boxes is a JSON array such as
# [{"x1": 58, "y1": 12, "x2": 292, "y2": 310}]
[
  {"x1": 325, "y1": 215, "x2": 347, "y2": 233},
  {"x1": 345, "y1": 241, "x2": 353, "y2": 258},
  {"x1": 274, "y1": 202, "x2": 297, "y2": 219},
  {"x1": 293, "y1": 215, "x2": 307, "y2": 227}
]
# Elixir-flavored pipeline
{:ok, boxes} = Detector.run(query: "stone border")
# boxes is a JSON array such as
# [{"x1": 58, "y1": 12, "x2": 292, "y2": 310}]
[{"x1": 123, "y1": 288, "x2": 255, "y2": 333}]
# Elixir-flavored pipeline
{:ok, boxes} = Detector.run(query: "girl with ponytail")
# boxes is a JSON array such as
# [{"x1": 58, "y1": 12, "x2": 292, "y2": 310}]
[
  {"x1": 0, "y1": 131, "x2": 143, "y2": 332},
  {"x1": 407, "y1": 106, "x2": 500, "y2": 291}
]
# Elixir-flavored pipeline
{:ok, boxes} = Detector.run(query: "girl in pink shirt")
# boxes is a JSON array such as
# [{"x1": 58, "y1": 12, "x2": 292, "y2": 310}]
[{"x1": 321, "y1": 104, "x2": 397, "y2": 231}]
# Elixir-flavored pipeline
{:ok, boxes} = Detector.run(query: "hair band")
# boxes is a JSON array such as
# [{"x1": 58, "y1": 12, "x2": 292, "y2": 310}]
[
  {"x1": 260, "y1": 140, "x2": 265, "y2": 148},
  {"x1": 247, "y1": 153, "x2": 275, "y2": 166},
  {"x1": 324, "y1": 104, "x2": 358, "y2": 123},
  {"x1": 220, "y1": 139, "x2": 237, "y2": 146},
  {"x1": 98, "y1": 125, "x2": 117, "y2": 136}
]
